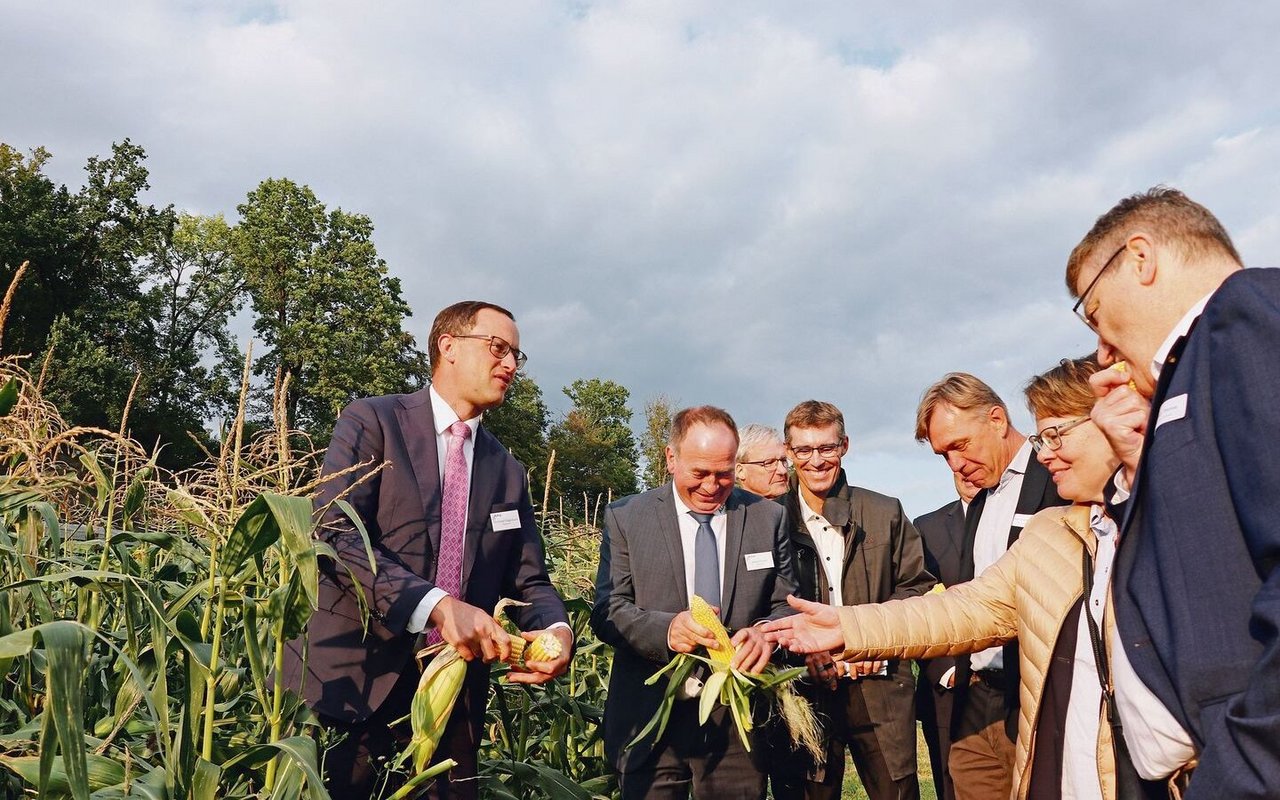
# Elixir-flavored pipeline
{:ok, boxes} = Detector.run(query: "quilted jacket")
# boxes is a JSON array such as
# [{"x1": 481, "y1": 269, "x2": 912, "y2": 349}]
[{"x1": 832, "y1": 504, "x2": 1118, "y2": 800}]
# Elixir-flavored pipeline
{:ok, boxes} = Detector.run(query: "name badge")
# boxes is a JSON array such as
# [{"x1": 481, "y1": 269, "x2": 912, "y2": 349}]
[
  {"x1": 1012, "y1": 513, "x2": 1033, "y2": 528},
  {"x1": 1155, "y1": 393, "x2": 1188, "y2": 430},
  {"x1": 744, "y1": 551, "x2": 775, "y2": 571},
  {"x1": 490, "y1": 510, "x2": 521, "y2": 531}
]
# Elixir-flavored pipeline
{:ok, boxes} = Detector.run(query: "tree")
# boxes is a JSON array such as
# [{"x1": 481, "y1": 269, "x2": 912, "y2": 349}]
[
  {"x1": 547, "y1": 378, "x2": 639, "y2": 513},
  {"x1": 482, "y1": 372, "x2": 550, "y2": 490},
  {"x1": 639, "y1": 394, "x2": 676, "y2": 489},
  {"x1": 234, "y1": 178, "x2": 429, "y2": 441}
]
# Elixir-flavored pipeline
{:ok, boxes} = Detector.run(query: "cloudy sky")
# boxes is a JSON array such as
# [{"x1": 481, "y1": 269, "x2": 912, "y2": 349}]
[{"x1": 6, "y1": 1, "x2": 1280, "y2": 516}]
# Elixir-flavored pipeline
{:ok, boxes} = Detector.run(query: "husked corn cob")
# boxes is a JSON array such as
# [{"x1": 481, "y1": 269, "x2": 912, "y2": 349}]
[
  {"x1": 408, "y1": 647, "x2": 466, "y2": 772},
  {"x1": 503, "y1": 631, "x2": 565, "y2": 666},
  {"x1": 525, "y1": 631, "x2": 563, "y2": 663},
  {"x1": 1111, "y1": 361, "x2": 1139, "y2": 391},
  {"x1": 690, "y1": 594, "x2": 734, "y2": 666}
]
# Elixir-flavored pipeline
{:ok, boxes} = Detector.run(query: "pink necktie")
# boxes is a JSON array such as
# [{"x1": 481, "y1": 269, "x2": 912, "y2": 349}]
[{"x1": 426, "y1": 420, "x2": 471, "y2": 645}]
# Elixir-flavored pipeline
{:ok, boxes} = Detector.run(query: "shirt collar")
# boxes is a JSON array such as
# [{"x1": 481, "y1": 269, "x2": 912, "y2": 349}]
[
  {"x1": 1151, "y1": 291, "x2": 1214, "y2": 381},
  {"x1": 429, "y1": 385, "x2": 481, "y2": 438},
  {"x1": 798, "y1": 492, "x2": 823, "y2": 523},
  {"x1": 671, "y1": 485, "x2": 725, "y2": 518},
  {"x1": 994, "y1": 438, "x2": 1033, "y2": 493},
  {"x1": 1089, "y1": 504, "x2": 1117, "y2": 540}
]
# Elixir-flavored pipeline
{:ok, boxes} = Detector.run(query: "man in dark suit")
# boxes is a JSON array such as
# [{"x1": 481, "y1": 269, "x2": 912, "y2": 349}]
[
  {"x1": 281, "y1": 301, "x2": 572, "y2": 798},
  {"x1": 911, "y1": 473, "x2": 978, "y2": 800},
  {"x1": 1068, "y1": 187, "x2": 1280, "y2": 799},
  {"x1": 915, "y1": 375, "x2": 1063, "y2": 800},
  {"x1": 590, "y1": 406, "x2": 798, "y2": 799},
  {"x1": 770, "y1": 401, "x2": 935, "y2": 800}
]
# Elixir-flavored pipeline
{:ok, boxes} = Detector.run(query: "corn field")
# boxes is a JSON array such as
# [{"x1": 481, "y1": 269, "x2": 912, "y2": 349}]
[{"x1": 0, "y1": 349, "x2": 616, "y2": 799}]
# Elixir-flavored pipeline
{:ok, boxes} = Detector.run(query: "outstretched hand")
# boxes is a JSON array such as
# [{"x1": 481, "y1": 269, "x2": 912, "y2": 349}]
[{"x1": 759, "y1": 595, "x2": 847, "y2": 655}]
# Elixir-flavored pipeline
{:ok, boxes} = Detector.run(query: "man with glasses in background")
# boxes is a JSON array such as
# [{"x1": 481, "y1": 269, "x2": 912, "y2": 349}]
[
  {"x1": 282, "y1": 300, "x2": 572, "y2": 798},
  {"x1": 735, "y1": 424, "x2": 790, "y2": 499},
  {"x1": 769, "y1": 401, "x2": 934, "y2": 800},
  {"x1": 1066, "y1": 187, "x2": 1280, "y2": 798},
  {"x1": 914, "y1": 374, "x2": 1062, "y2": 800}
]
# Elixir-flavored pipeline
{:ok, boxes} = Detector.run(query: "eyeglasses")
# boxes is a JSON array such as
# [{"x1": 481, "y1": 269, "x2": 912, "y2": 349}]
[
  {"x1": 740, "y1": 457, "x2": 788, "y2": 470},
  {"x1": 1072, "y1": 243, "x2": 1127, "y2": 331},
  {"x1": 452, "y1": 334, "x2": 528, "y2": 369},
  {"x1": 786, "y1": 441, "x2": 844, "y2": 461},
  {"x1": 1028, "y1": 417, "x2": 1090, "y2": 452}
]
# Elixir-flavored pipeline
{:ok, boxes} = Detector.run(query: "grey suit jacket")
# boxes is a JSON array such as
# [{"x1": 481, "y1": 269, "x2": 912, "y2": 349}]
[
  {"x1": 280, "y1": 387, "x2": 567, "y2": 726},
  {"x1": 589, "y1": 485, "x2": 798, "y2": 773}
]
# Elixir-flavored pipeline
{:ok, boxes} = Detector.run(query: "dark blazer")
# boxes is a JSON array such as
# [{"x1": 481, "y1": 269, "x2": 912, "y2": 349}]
[
  {"x1": 1110, "y1": 268, "x2": 1280, "y2": 799},
  {"x1": 590, "y1": 485, "x2": 798, "y2": 773},
  {"x1": 953, "y1": 454, "x2": 1062, "y2": 739},
  {"x1": 281, "y1": 387, "x2": 567, "y2": 729},
  {"x1": 784, "y1": 472, "x2": 936, "y2": 780},
  {"x1": 913, "y1": 499, "x2": 966, "y2": 800}
]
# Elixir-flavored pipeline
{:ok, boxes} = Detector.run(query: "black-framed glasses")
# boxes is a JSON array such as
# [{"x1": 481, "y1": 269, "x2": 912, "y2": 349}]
[
  {"x1": 740, "y1": 457, "x2": 787, "y2": 469},
  {"x1": 786, "y1": 441, "x2": 844, "y2": 460},
  {"x1": 1029, "y1": 417, "x2": 1090, "y2": 452},
  {"x1": 1072, "y1": 243, "x2": 1127, "y2": 330},
  {"x1": 452, "y1": 334, "x2": 528, "y2": 369}
]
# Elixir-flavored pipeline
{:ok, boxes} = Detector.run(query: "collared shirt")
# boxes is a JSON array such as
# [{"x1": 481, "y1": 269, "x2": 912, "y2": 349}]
[
  {"x1": 1061, "y1": 506, "x2": 1119, "y2": 800},
  {"x1": 672, "y1": 486, "x2": 728, "y2": 605},
  {"x1": 969, "y1": 439, "x2": 1033, "y2": 671},
  {"x1": 408, "y1": 387, "x2": 481, "y2": 633},
  {"x1": 799, "y1": 493, "x2": 845, "y2": 607}
]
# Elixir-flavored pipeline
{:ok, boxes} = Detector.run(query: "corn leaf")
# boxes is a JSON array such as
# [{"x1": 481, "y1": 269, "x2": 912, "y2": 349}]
[
  {"x1": 0, "y1": 753, "x2": 126, "y2": 797},
  {"x1": 0, "y1": 377, "x2": 18, "y2": 415}
]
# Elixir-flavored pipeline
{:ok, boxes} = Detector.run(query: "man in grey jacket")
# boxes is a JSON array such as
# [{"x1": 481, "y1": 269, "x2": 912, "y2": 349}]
[{"x1": 769, "y1": 400, "x2": 935, "y2": 800}]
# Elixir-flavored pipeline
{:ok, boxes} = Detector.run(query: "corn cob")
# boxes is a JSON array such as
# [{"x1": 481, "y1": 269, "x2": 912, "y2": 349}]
[
  {"x1": 502, "y1": 630, "x2": 565, "y2": 666},
  {"x1": 690, "y1": 594, "x2": 734, "y2": 667},
  {"x1": 407, "y1": 646, "x2": 466, "y2": 772},
  {"x1": 1111, "y1": 360, "x2": 1139, "y2": 391}
]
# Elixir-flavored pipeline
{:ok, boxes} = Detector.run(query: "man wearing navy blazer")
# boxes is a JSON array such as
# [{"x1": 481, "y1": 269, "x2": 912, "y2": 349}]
[
  {"x1": 282, "y1": 301, "x2": 571, "y2": 798},
  {"x1": 912, "y1": 473, "x2": 978, "y2": 800},
  {"x1": 591, "y1": 406, "x2": 798, "y2": 799},
  {"x1": 1069, "y1": 187, "x2": 1280, "y2": 799}
]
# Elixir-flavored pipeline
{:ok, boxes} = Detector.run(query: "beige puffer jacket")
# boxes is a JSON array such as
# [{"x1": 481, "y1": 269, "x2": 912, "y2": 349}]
[{"x1": 834, "y1": 503, "x2": 1118, "y2": 800}]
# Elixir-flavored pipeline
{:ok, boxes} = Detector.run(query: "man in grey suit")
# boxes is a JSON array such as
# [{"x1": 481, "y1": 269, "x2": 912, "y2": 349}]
[
  {"x1": 282, "y1": 300, "x2": 572, "y2": 799},
  {"x1": 591, "y1": 406, "x2": 798, "y2": 800}
]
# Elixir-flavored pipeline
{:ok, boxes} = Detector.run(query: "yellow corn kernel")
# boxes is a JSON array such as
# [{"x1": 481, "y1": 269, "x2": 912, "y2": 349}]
[
  {"x1": 690, "y1": 594, "x2": 734, "y2": 666},
  {"x1": 1111, "y1": 361, "x2": 1139, "y2": 391},
  {"x1": 525, "y1": 631, "x2": 563, "y2": 663}
]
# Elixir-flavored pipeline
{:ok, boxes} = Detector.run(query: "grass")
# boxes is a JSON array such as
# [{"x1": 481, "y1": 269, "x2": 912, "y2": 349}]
[{"x1": 837, "y1": 725, "x2": 939, "y2": 800}]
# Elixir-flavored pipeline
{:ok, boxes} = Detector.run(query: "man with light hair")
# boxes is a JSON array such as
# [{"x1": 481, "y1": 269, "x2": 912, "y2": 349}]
[
  {"x1": 1066, "y1": 186, "x2": 1280, "y2": 797},
  {"x1": 735, "y1": 423, "x2": 789, "y2": 499},
  {"x1": 914, "y1": 374, "x2": 1062, "y2": 800}
]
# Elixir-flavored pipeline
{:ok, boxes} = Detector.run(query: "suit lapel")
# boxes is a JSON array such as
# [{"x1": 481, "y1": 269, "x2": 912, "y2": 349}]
[
  {"x1": 397, "y1": 390, "x2": 442, "y2": 575},
  {"x1": 655, "y1": 489, "x2": 688, "y2": 606},
  {"x1": 1010, "y1": 457, "x2": 1054, "y2": 547},
  {"x1": 462, "y1": 427, "x2": 501, "y2": 590},
  {"x1": 720, "y1": 494, "x2": 747, "y2": 617}
]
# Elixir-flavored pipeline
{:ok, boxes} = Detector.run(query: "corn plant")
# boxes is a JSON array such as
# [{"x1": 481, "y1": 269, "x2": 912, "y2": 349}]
[{"x1": 0, "y1": 354, "x2": 350, "y2": 799}]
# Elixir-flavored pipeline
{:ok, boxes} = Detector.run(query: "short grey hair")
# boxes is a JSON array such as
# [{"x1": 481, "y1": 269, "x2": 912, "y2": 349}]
[{"x1": 737, "y1": 424, "x2": 783, "y2": 462}]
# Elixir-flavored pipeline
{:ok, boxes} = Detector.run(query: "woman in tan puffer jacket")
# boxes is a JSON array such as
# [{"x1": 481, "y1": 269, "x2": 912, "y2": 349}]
[{"x1": 766, "y1": 356, "x2": 1124, "y2": 800}]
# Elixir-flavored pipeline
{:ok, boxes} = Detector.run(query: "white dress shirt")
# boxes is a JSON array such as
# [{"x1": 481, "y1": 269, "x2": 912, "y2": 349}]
[
  {"x1": 968, "y1": 438, "x2": 1033, "y2": 672},
  {"x1": 671, "y1": 486, "x2": 728, "y2": 605},
  {"x1": 1060, "y1": 506, "x2": 1118, "y2": 800},
  {"x1": 799, "y1": 493, "x2": 845, "y2": 607}
]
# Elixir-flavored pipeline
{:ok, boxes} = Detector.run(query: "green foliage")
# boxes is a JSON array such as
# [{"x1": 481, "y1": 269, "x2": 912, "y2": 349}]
[
  {"x1": 547, "y1": 379, "x2": 639, "y2": 514},
  {"x1": 234, "y1": 178, "x2": 429, "y2": 441},
  {"x1": 483, "y1": 372, "x2": 550, "y2": 487},
  {"x1": 639, "y1": 394, "x2": 675, "y2": 490},
  {"x1": 0, "y1": 359, "x2": 334, "y2": 799}
]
